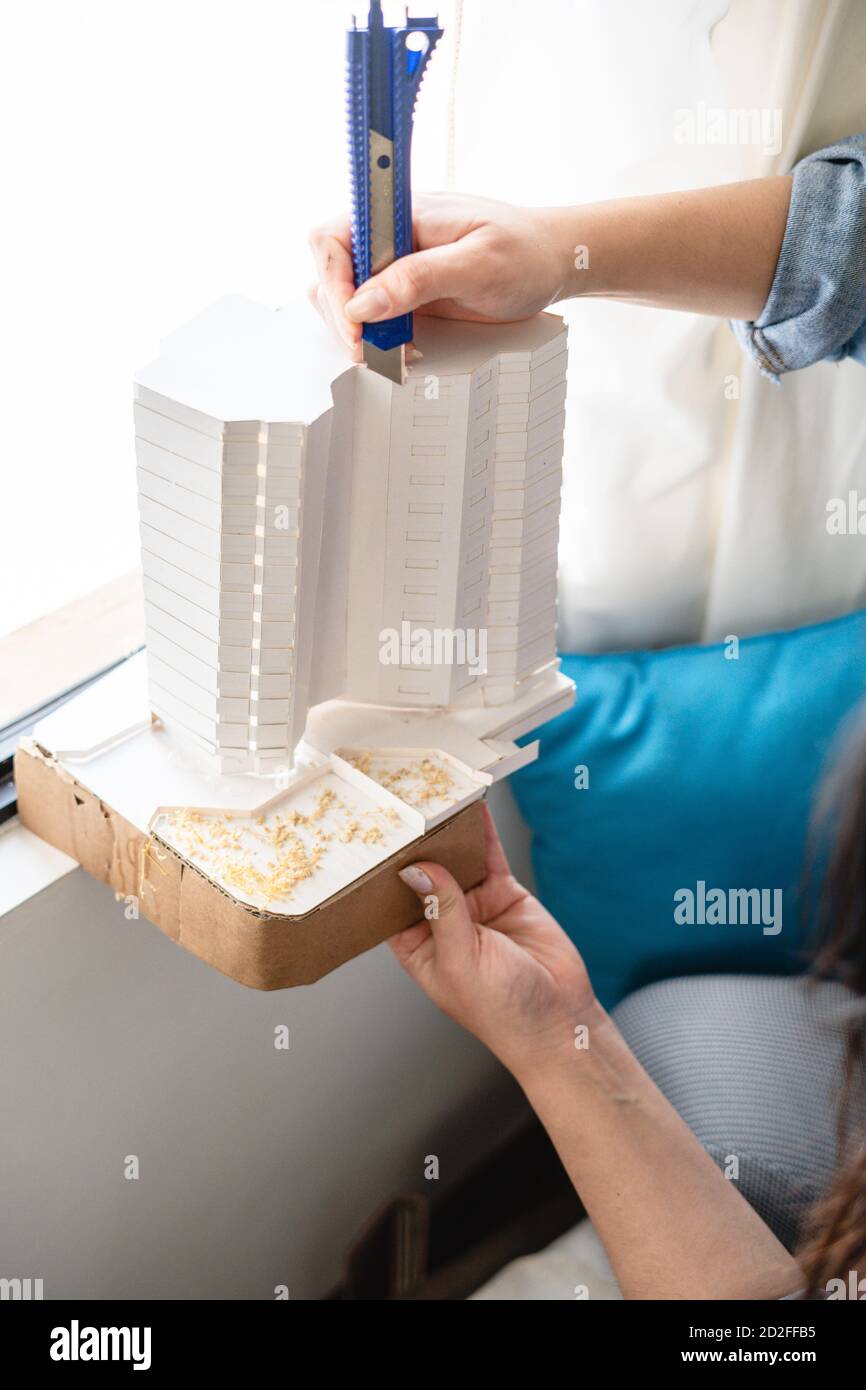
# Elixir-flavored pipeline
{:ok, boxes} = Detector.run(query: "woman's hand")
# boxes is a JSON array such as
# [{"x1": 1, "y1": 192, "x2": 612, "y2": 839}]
[
  {"x1": 308, "y1": 193, "x2": 570, "y2": 359},
  {"x1": 393, "y1": 805, "x2": 801, "y2": 1302},
  {"x1": 310, "y1": 177, "x2": 794, "y2": 349},
  {"x1": 391, "y1": 804, "x2": 598, "y2": 1078}
]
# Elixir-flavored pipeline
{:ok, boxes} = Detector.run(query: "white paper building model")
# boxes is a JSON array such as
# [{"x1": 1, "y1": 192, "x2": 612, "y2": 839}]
[
  {"x1": 12, "y1": 294, "x2": 579, "y2": 990},
  {"x1": 134, "y1": 296, "x2": 573, "y2": 778}
]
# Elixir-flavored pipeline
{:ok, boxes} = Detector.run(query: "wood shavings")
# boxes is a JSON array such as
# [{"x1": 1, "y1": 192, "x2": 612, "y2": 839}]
[
  {"x1": 338, "y1": 818, "x2": 384, "y2": 846},
  {"x1": 220, "y1": 838, "x2": 325, "y2": 903},
  {"x1": 158, "y1": 778, "x2": 408, "y2": 908},
  {"x1": 348, "y1": 752, "x2": 457, "y2": 808}
]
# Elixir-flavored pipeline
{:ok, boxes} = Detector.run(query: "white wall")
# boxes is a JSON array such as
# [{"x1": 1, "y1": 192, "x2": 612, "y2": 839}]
[{"x1": 0, "y1": 782, "x2": 532, "y2": 1300}]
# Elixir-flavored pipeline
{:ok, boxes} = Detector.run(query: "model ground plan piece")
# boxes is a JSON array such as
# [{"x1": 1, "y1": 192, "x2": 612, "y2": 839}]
[{"x1": 16, "y1": 299, "x2": 574, "y2": 989}]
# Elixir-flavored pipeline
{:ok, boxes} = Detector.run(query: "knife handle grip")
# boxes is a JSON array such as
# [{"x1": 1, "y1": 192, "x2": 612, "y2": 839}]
[{"x1": 347, "y1": 9, "x2": 442, "y2": 353}]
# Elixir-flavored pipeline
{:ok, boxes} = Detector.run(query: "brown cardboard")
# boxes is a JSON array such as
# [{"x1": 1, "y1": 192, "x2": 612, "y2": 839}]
[{"x1": 14, "y1": 739, "x2": 487, "y2": 990}]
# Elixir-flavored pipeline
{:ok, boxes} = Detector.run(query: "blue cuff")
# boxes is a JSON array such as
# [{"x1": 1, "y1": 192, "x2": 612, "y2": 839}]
[{"x1": 732, "y1": 133, "x2": 866, "y2": 381}]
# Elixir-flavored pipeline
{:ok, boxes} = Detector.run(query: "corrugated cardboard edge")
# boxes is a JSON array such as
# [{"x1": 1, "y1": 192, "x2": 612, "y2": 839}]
[{"x1": 14, "y1": 738, "x2": 486, "y2": 990}]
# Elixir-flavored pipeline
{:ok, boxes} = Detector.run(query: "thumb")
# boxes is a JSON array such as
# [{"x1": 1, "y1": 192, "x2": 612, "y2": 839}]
[
  {"x1": 344, "y1": 242, "x2": 469, "y2": 322},
  {"x1": 397, "y1": 861, "x2": 477, "y2": 965}
]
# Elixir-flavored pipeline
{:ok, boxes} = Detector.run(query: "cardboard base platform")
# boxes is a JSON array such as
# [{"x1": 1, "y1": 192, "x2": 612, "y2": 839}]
[{"x1": 15, "y1": 740, "x2": 486, "y2": 990}]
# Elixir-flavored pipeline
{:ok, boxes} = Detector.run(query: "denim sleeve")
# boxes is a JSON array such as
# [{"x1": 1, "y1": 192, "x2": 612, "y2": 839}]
[{"x1": 730, "y1": 133, "x2": 866, "y2": 381}]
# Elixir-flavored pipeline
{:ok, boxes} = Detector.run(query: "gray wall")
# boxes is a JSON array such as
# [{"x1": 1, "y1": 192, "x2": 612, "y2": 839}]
[{"x1": 0, "y1": 782, "x2": 533, "y2": 1299}]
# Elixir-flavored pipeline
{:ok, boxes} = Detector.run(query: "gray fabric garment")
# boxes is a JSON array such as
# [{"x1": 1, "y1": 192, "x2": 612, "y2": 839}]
[{"x1": 612, "y1": 974, "x2": 863, "y2": 1251}]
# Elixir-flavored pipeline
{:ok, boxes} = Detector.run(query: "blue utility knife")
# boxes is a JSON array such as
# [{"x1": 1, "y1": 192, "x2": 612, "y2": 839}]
[{"x1": 347, "y1": 1, "x2": 442, "y2": 384}]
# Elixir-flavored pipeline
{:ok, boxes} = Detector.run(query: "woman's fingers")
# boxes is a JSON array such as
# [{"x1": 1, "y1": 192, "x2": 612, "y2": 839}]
[
  {"x1": 307, "y1": 280, "x2": 361, "y2": 359},
  {"x1": 462, "y1": 803, "x2": 531, "y2": 926},
  {"x1": 344, "y1": 241, "x2": 473, "y2": 322},
  {"x1": 394, "y1": 860, "x2": 478, "y2": 975},
  {"x1": 308, "y1": 218, "x2": 360, "y2": 350},
  {"x1": 308, "y1": 216, "x2": 353, "y2": 285},
  {"x1": 480, "y1": 803, "x2": 512, "y2": 878},
  {"x1": 323, "y1": 293, "x2": 362, "y2": 359},
  {"x1": 388, "y1": 917, "x2": 433, "y2": 965}
]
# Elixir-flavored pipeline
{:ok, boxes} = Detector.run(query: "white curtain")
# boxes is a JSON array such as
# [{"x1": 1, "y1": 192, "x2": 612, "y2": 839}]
[{"x1": 417, "y1": 0, "x2": 866, "y2": 651}]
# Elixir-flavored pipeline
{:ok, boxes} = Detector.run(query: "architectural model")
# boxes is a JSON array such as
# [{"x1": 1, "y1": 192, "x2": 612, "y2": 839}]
[
  {"x1": 16, "y1": 298, "x2": 574, "y2": 988},
  {"x1": 134, "y1": 296, "x2": 570, "y2": 774},
  {"x1": 16, "y1": 0, "x2": 574, "y2": 988}
]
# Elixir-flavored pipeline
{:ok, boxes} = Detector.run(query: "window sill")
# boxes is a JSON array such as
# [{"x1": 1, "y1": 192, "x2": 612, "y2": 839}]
[
  {"x1": 0, "y1": 818, "x2": 77, "y2": 919},
  {"x1": 0, "y1": 569, "x2": 145, "y2": 729}
]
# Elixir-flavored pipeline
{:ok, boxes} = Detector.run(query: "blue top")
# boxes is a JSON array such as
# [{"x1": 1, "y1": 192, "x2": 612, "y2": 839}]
[{"x1": 731, "y1": 132, "x2": 866, "y2": 380}]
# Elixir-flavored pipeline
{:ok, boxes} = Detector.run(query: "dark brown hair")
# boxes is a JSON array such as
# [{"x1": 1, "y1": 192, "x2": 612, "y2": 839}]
[{"x1": 798, "y1": 712, "x2": 866, "y2": 1297}]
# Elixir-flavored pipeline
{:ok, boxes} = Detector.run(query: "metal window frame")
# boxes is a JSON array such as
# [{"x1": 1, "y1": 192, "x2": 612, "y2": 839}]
[{"x1": 0, "y1": 649, "x2": 143, "y2": 826}]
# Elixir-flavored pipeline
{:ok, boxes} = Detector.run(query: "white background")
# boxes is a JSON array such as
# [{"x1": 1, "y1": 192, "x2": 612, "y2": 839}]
[
  {"x1": 3, "y1": 0, "x2": 863, "y2": 656},
  {"x1": 0, "y1": 0, "x2": 455, "y2": 638}
]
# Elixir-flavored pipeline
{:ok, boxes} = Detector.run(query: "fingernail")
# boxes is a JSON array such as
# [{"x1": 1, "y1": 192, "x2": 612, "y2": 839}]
[
  {"x1": 398, "y1": 865, "x2": 434, "y2": 895},
  {"x1": 345, "y1": 286, "x2": 389, "y2": 321}
]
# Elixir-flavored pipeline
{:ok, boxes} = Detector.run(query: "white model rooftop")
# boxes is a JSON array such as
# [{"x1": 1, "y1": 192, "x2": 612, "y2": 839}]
[{"x1": 134, "y1": 295, "x2": 571, "y2": 776}]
